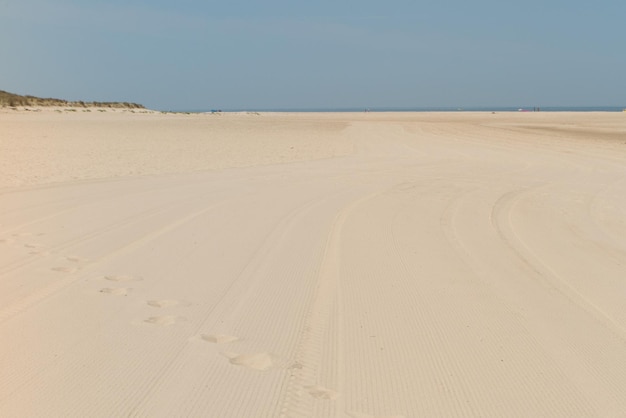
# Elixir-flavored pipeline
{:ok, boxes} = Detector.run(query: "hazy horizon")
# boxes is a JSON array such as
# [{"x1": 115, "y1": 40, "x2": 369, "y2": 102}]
[{"x1": 1, "y1": 0, "x2": 625, "y2": 110}]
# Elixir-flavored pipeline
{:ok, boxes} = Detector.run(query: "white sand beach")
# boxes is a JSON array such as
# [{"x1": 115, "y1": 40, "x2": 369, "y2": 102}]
[{"x1": 1, "y1": 109, "x2": 626, "y2": 417}]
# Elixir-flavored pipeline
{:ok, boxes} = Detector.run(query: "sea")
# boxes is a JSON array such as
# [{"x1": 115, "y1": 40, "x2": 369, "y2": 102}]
[{"x1": 178, "y1": 106, "x2": 625, "y2": 113}]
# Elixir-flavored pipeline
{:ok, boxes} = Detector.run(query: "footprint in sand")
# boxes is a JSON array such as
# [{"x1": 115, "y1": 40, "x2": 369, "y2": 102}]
[
  {"x1": 147, "y1": 299, "x2": 190, "y2": 308},
  {"x1": 66, "y1": 256, "x2": 88, "y2": 263},
  {"x1": 52, "y1": 266, "x2": 78, "y2": 273},
  {"x1": 99, "y1": 287, "x2": 131, "y2": 296},
  {"x1": 306, "y1": 385, "x2": 340, "y2": 400},
  {"x1": 144, "y1": 315, "x2": 187, "y2": 326},
  {"x1": 104, "y1": 275, "x2": 141, "y2": 282},
  {"x1": 24, "y1": 243, "x2": 42, "y2": 249},
  {"x1": 201, "y1": 334, "x2": 239, "y2": 344},
  {"x1": 222, "y1": 352, "x2": 274, "y2": 371}
]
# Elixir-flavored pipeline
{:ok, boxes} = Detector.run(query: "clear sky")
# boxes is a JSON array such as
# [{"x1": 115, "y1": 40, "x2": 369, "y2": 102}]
[{"x1": 1, "y1": 0, "x2": 624, "y2": 110}]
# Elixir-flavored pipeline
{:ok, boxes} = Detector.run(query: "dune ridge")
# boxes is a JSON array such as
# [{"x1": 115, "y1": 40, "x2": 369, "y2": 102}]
[{"x1": 0, "y1": 89, "x2": 144, "y2": 109}]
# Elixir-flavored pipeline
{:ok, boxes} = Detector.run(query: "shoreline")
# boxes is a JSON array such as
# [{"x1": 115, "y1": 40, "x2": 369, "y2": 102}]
[
  {"x1": 3, "y1": 104, "x2": 625, "y2": 118},
  {"x1": 2, "y1": 104, "x2": 625, "y2": 116}
]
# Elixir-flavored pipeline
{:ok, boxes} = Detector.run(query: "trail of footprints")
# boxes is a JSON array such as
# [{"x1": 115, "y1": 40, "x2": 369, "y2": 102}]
[
  {"x1": 199, "y1": 330, "x2": 342, "y2": 404},
  {"x1": 1, "y1": 232, "x2": 190, "y2": 328},
  {"x1": 96, "y1": 274, "x2": 189, "y2": 326},
  {"x1": 199, "y1": 330, "x2": 341, "y2": 401},
  {"x1": 0, "y1": 230, "x2": 89, "y2": 271},
  {"x1": 98, "y1": 275, "x2": 140, "y2": 298},
  {"x1": 0, "y1": 231, "x2": 46, "y2": 256},
  {"x1": 2, "y1": 228, "x2": 345, "y2": 408},
  {"x1": 95, "y1": 273, "x2": 341, "y2": 405},
  {"x1": 2, "y1": 233, "x2": 392, "y2": 413},
  {"x1": 1, "y1": 231, "x2": 344, "y2": 407},
  {"x1": 50, "y1": 254, "x2": 90, "y2": 273}
]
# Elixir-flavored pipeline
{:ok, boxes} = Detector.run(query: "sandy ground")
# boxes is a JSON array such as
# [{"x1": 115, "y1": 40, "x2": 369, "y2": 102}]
[{"x1": 1, "y1": 109, "x2": 626, "y2": 417}]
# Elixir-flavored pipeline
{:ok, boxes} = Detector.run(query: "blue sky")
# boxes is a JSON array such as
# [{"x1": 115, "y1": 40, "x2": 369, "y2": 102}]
[{"x1": 1, "y1": 0, "x2": 624, "y2": 110}]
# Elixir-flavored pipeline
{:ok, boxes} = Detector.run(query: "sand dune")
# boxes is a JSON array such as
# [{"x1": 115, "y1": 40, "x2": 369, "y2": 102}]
[{"x1": 1, "y1": 110, "x2": 626, "y2": 417}]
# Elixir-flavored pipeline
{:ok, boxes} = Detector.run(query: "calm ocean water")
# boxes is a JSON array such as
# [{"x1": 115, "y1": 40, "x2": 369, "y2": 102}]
[{"x1": 179, "y1": 106, "x2": 625, "y2": 113}]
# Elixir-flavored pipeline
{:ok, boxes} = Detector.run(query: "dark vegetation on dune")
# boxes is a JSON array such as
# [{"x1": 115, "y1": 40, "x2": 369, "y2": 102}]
[{"x1": 0, "y1": 90, "x2": 144, "y2": 109}]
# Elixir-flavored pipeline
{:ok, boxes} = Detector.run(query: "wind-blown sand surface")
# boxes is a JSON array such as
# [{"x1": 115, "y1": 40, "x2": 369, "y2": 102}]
[{"x1": 1, "y1": 109, "x2": 626, "y2": 417}]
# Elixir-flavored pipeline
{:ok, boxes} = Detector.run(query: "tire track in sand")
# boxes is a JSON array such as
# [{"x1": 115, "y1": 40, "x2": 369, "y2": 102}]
[
  {"x1": 0, "y1": 200, "x2": 227, "y2": 324},
  {"x1": 488, "y1": 185, "x2": 626, "y2": 414},
  {"x1": 124, "y1": 191, "x2": 348, "y2": 417},
  {"x1": 279, "y1": 192, "x2": 382, "y2": 418},
  {"x1": 0, "y1": 191, "x2": 209, "y2": 276},
  {"x1": 491, "y1": 185, "x2": 626, "y2": 337},
  {"x1": 439, "y1": 185, "x2": 597, "y2": 416}
]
